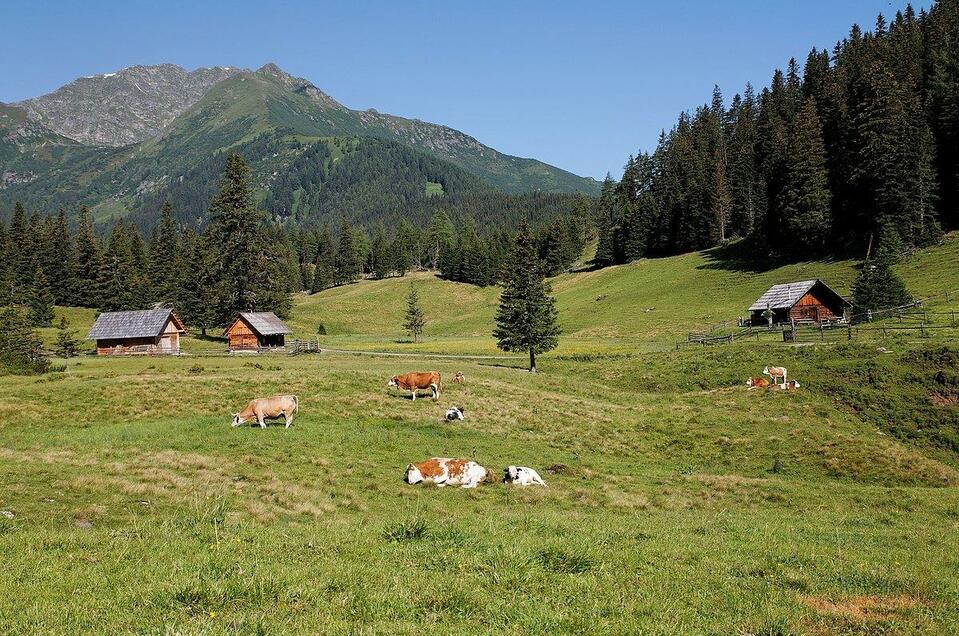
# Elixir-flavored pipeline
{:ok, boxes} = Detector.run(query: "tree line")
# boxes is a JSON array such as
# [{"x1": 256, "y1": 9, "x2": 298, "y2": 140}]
[
  {"x1": 0, "y1": 154, "x2": 592, "y2": 341},
  {"x1": 597, "y1": 2, "x2": 959, "y2": 269}
]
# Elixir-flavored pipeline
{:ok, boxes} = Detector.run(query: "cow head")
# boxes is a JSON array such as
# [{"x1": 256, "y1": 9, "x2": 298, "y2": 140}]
[
  {"x1": 404, "y1": 463, "x2": 423, "y2": 485},
  {"x1": 483, "y1": 466, "x2": 498, "y2": 483},
  {"x1": 387, "y1": 376, "x2": 399, "y2": 388},
  {"x1": 762, "y1": 366, "x2": 771, "y2": 376},
  {"x1": 231, "y1": 413, "x2": 247, "y2": 428},
  {"x1": 746, "y1": 377, "x2": 754, "y2": 387},
  {"x1": 503, "y1": 465, "x2": 520, "y2": 483}
]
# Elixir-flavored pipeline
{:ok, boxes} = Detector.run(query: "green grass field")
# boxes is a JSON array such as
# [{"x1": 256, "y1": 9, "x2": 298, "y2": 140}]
[
  {"x1": 1, "y1": 343, "x2": 957, "y2": 634},
  {"x1": 4, "y1": 236, "x2": 959, "y2": 634}
]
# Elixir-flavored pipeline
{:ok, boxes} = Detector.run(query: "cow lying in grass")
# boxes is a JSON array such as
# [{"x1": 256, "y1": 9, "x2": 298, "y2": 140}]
[
  {"x1": 387, "y1": 371, "x2": 441, "y2": 401},
  {"x1": 453, "y1": 371, "x2": 466, "y2": 384},
  {"x1": 769, "y1": 380, "x2": 801, "y2": 391},
  {"x1": 503, "y1": 465, "x2": 547, "y2": 487},
  {"x1": 444, "y1": 406, "x2": 465, "y2": 421},
  {"x1": 746, "y1": 376, "x2": 770, "y2": 390},
  {"x1": 232, "y1": 395, "x2": 298, "y2": 428},
  {"x1": 404, "y1": 458, "x2": 495, "y2": 488}
]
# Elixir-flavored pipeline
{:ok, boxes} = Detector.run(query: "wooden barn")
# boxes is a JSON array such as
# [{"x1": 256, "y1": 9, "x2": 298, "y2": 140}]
[
  {"x1": 224, "y1": 312, "x2": 292, "y2": 352},
  {"x1": 749, "y1": 280, "x2": 850, "y2": 326},
  {"x1": 86, "y1": 308, "x2": 186, "y2": 355}
]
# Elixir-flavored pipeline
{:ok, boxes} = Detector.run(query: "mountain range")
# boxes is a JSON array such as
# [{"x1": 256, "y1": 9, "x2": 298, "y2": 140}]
[{"x1": 0, "y1": 63, "x2": 598, "y2": 228}]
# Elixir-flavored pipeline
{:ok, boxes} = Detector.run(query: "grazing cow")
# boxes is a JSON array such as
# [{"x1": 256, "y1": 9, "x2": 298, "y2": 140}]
[
  {"x1": 503, "y1": 465, "x2": 548, "y2": 487},
  {"x1": 453, "y1": 371, "x2": 466, "y2": 384},
  {"x1": 404, "y1": 458, "x2": 495, "y2": 488},
  {"x1": 444, "y1": 406, "x2": 465, "y2": 421},
  {"x1": 746, "y1": 376, "x2": 771, "y2": 390},
  {"x1": 763, "y1": 366, "x2": 787, "y2": 386},
  {"x1": 232, "y1": 395, "x2": 298, "y2": 428},
  {"x1": 388, "y1": 371, "x2": 441, "y2": 401}
]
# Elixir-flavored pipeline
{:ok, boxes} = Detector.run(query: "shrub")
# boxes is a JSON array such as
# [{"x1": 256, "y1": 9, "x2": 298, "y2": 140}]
[{"x1": 0, "y1": 306, "x2": 50, "y2": 375}]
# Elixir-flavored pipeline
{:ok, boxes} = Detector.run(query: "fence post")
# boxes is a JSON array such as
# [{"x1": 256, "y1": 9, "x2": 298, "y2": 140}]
[
  {"x1": 921, "y1": 323, "x2": 927, "y2": 338},
  {"x1": 847, "y1": 324, "x2": 853, "y2": 341}
]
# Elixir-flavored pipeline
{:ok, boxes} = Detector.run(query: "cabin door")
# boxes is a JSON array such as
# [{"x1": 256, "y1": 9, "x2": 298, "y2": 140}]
[{"x1": 159, "y1": 335, "x2": 173, "y2": 352}]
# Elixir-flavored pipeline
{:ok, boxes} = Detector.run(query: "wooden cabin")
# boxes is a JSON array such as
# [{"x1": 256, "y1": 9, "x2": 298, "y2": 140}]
[
  {"x1": 224, "y1": 312, "x2": 292, "y2": 352},
  {"x1": 749, "y1": 280, "x2": 850, "y2": 326},
  {"x1": 86, "y1": 308, "x2": 186, "y2": 355}
]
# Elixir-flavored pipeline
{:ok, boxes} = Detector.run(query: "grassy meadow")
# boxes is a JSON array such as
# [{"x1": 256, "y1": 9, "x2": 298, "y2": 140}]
[{"x1": 3, "y1": 235, "x2": 958, "y2": 634}]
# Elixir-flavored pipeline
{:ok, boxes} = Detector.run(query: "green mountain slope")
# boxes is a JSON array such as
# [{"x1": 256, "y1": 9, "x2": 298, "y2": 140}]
[{"x1": 0, "y1": 64, "x2": 597, "y2": 224}]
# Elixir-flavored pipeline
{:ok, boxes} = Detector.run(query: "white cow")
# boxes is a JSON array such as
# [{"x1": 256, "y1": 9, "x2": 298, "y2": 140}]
[
  {"x1": 503, "y1": 465, "x2": 548, "y2": 487},
  {"x1": 763, "y1": 366, "x2": 787, "y2": 387}
]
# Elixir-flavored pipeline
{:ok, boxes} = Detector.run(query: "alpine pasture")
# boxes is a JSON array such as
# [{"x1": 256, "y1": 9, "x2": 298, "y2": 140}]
[{"x1": 2, "y1": 237, "x2": 959, "y2": 634}]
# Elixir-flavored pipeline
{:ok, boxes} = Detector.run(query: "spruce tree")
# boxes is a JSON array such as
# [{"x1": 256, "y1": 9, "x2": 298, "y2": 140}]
[
  {"x1": 594, "y1": 175, "x2": 618, "y2": 267},
  {"x1": 423, "y1": 211, "x2": 455, "y2": 269},
  {"x1": 493, "y1": 220, "x2": 561, "y2": 372},
  {"x1": 311, "y1": 227, "x2": 335, "y2": 293},
  {"x1": 179, "y1": 230, "x2": 221, "y2": 336},
  {"x1": 54, "y1": 316, "x2": 81, "y2": 358},
  {"x1": 27, "y1": 267, "x2": 55, "y2": 327},
  {"x1": 370, "y1": 225, "x2": 390, "y2": 279},
  {"x1": 403, "y1": 284, "x2": 425, "y2": 343},
  {"x1": 0, "y1": 222, "x2": 13, "y2": 305},
  {"x1": 333, "y1": 218, "x2": 362, "y2": 285},
  {"x1": 43, "y1": 209, "x2": 74, "y2": 305},
  {"x1": 780, "y1": 97, "x2": 832, "y2": 254},
  {"x1": 207, "y1": 153, "x2": 267, "y2": 322},
  {"x1": 98, "y1": 221, "x2": 137, "y2": 312},
  {"x1": 851, "y1": 224, "x2": 912, "y2": 313},
  {"x1": 149, "y1": 201, "x2": 182, "y2": 307},
  {"x1": 73, "y1": 206, "x2": 102, "y2": 308}
]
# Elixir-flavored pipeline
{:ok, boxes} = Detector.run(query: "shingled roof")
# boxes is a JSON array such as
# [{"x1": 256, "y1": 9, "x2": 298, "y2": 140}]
[
  {"x1": 236, "y1": 312, "x2": 292, "y2": 336},
  {"x1": 749, "y1": 280, "x2": 848, "y2": 312},
  {"x1": 87, "y1": 309, "x2": 184, "y2": 340}
]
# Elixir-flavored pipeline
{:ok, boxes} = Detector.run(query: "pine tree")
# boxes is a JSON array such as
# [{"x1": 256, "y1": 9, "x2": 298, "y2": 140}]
[
  {"x1": 73, "y1": 206, "x2": 102, "y2": 308},
  {"x1": 423, "y1": 211, "x2": 455, "y2": 269},
  {"x1": 493, "y1": 220, "x2": 561, "y2": 372},
  {"x1": 311, "y1": 227, "x2": 335, "y2": 293},
  {"x1": 370, "y1": 225, "x2": 391, "y2": 279},
  {"x1": 0, "y1": 222, "x2": 13, "y2": 305},
  {"x1": 98, "y1": 221, "x2": 137, "y2": 312},
  {"x1": 54, "y1": 316, "x2": 81, "y2": 358},
  {"x1": 179, "y1": 230, "x2": 221, "y2": 336},
  {"x1": 594, "y1": 175, "x2": 618, "y2": 267},
  {"x1": 42, "y1": 210, "x2": 74, "y2": 305},
  {"x1": 333, "y1": 218, "x2": 362, "y2": 285},
  {"x1": 207, "y1": 153, "x2": 267, "y2": 323},
  {"x1": 27, "y1": 267, "x2": 55, "y2": 327},
  {"x1": 149, "y1": 201, "x2": 182, "y2": 307},
  {"x1": 403, "y1": 284, "x2": 426, "y2": 343},
  {"x1": 780, "y1": 97, "x2": 832, "y2": 254},
  {"x1": 851, "y1": 224, "x2": 911, "y2": 313}
]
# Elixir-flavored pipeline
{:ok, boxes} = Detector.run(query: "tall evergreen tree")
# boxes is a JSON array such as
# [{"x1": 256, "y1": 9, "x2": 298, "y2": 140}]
[
  {"x1": 207, "y1": 153, "x2": 270, "y2": 323},
  {"x1": 403, "y1": 284, "x2": 426, "y2": 343},
  {"x1": 27, "y1": 267, "x2": 55, "y2": 327},
  {"x1": 0, "y1": 306, "x2": 49, "y2": 375},
  {"x1": 333, "y1": 218, "x2": 362, "y2": 285},
  {"x1": 98, "y1": 221, "x2": 137, "y2": 312},
  {"x1": 311, "y1": 227, "x2": 336, "y2": 293},
  {"x1": 423, "y1": 211, "x2": 455, "y2": 269},
  {"x1": 493, "y1": 220, "x2": 561, "y2": 373},
  {"x1": 179, "y1": 230, "x2": 221, "y2": 336},
  {"x1": 54, "y1": 316, "x2": 81, "y2": 358},
  {"x1": 73, "y1": 206, "x2": 102, "y2": 308},
  {"x1": 45, "y1": 209, "x2": 75, "y2": 306},
  {"x1": 779, "y1": 97, "x2": 832, "y2": 254},
  {"x1": 149, "y1": 200, "x2": 182, "y2": 307}
]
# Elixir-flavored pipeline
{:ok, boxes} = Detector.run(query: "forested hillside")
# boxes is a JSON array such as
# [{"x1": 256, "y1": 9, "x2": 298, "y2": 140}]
[{"x1": 598, "y1": 1, "x2": 959, "y2": 268}]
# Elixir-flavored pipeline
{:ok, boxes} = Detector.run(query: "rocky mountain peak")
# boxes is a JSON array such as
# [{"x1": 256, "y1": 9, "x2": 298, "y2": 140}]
[{"x1": 15, "y1": 64, "x2": 244, "y2": 146}]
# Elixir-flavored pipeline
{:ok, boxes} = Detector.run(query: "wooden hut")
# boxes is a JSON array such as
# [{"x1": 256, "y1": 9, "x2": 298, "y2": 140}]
[
  {"x1": 749, "y1": 280, "x2": 850, "y2": 326},
  {"x1": 224, "y1": 312, "x2": 292, "y2": 352},
  {"x1": 86, "y1": 309, "x2": 186, "y2": 355}
]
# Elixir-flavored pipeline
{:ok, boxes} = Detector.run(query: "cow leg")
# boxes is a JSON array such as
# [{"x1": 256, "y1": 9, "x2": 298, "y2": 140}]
[
  {"x1": 258, "y1": 414, "x2": 266, "y2": 429},
  {"x1": 410, "y1": 389, "x2": 416, "y2": 401},
  {"x1": 431, "y1": 384, "x2": 439, "y2": 400},
  {"x1": 285, "y1": 412, "x2": 292, "y2": 428}
]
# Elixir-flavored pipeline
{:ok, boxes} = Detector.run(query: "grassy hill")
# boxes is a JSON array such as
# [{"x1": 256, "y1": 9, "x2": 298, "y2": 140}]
[
  {"x1": 5, "y1": 237, "x2": 959, "y2": 633},
  {"x1": 288, "y1": 232, "x2": 959, "y2": 355}
]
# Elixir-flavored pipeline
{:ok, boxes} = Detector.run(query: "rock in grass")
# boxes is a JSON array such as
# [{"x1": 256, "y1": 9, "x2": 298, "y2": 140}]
[{"x1": 0, "y1": 510, "x2": 13, "y2": 520}]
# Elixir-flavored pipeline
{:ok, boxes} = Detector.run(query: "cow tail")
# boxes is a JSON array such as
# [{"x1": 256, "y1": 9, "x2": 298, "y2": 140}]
[{"x1": 293, "y1": 395, "x2": 299, "y2": 416}]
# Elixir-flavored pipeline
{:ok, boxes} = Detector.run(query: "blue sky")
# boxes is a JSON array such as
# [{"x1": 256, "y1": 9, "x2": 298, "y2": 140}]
[{"x1": 0, "y1": 0, "x2": 929, "y2": 180}]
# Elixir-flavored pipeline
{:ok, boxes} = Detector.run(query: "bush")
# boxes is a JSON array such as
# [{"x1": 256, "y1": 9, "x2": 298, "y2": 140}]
[{"x1": 316, "y1": 323, "x2": 327, "y2": 335}]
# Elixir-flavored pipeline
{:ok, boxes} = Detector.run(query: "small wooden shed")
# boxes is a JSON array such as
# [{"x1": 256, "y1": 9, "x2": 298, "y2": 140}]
[
  {"x1": 749, "y1": 280, "x2": 850, "y2": 326},
  {"x1": 224, "y1": 312, "x2": 292, "y2": 352},
  {"x1": 86, "y1": 308, "x2": 186, "y2": 355}
]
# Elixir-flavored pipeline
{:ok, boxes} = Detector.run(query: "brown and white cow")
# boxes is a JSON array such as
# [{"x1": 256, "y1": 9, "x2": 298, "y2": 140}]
[
  {"x1": 453, "y1": 371, "x2": 466, "y2": 384},
  {"x1": 403, "y1": 458, "x2": 496, "y2": 488},
  {"x1": 231, "y1": 395, "x2": 298, "y2": 428},
  {"x1": 387, "y1": 371, "x2": 441, "y2": 401},
  {"x1": 746, "y1": 376, "x2": 770, "y2": 390},
  {"x1": 769, "y1": 380, "x2": 801, "y2": 391},
  {"x1": 763, "y1": 366, "x2": 787, "y2": 386}
]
